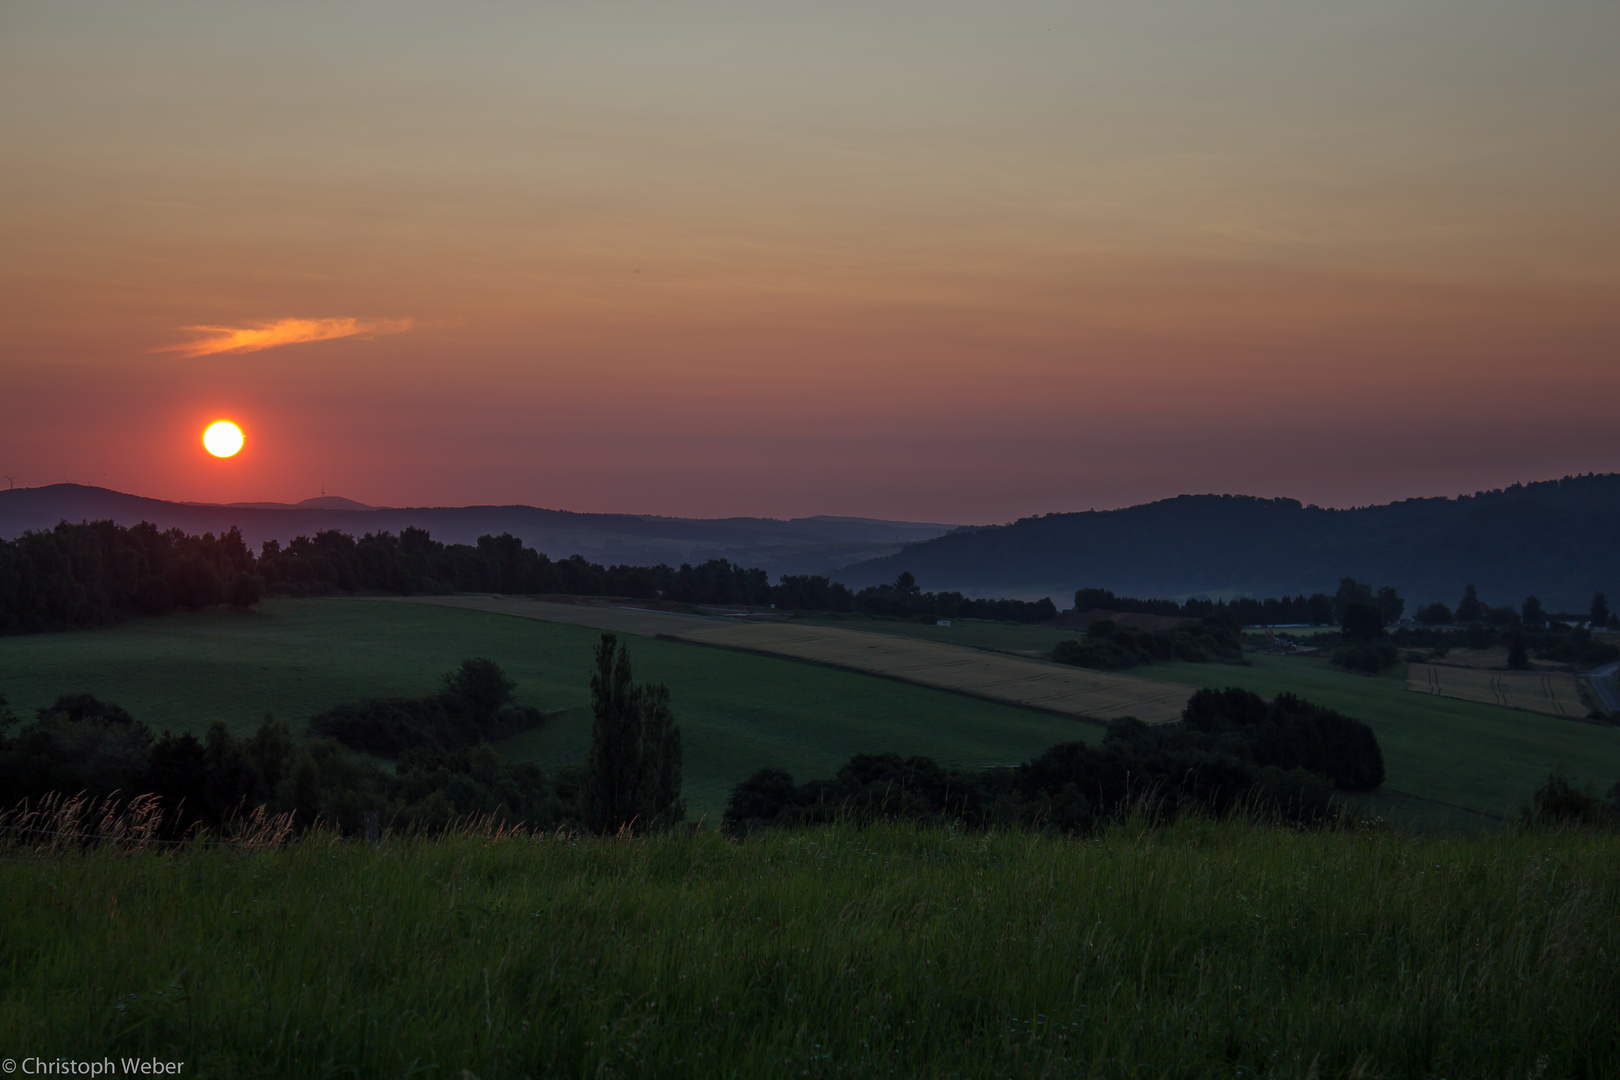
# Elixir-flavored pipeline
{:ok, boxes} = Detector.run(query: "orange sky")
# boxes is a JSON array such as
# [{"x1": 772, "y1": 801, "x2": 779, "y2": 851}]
[{"x1": 2, "y1": 2, "x2": 1617, "y2": 521}]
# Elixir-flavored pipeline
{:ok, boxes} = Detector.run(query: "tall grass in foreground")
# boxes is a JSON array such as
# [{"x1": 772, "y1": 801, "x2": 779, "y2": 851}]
[{"x1": 3, "y1": 820, "x2": 1617, "y2": 1079}]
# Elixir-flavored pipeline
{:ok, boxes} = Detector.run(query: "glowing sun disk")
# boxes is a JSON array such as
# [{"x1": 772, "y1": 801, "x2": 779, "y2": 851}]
[{"x1": 204, "y1": 421, "x2": 244, "y2": 458}]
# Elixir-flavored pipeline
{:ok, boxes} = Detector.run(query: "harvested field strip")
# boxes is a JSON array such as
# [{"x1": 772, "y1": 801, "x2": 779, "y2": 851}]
[
  {"x1": 373, "y1": 594, "x2": 725, "y2": 637},
  {"x1": 672, "y1": 622, "x2": 1191, "y2": 723},
  {"x1": 1407, "y1": 662, "x2": 1590, "y2": 718},
  {"x1": 385, "y1": 596, "x2": 1191, "y2": 723}
]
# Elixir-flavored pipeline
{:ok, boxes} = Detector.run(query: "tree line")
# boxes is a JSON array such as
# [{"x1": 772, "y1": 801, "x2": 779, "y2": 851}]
[
  {"x1": 1073, "y1": 581, "x2": 1401, "y2": 628},
  {"x1": 0, "y1": 520, "x2": 1055, "y2": 636}
]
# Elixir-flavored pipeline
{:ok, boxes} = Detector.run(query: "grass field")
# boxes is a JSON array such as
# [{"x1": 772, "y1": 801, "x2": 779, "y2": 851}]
[
  {"x1": 5, "y1": 821, "x2": 1617, "y2": 1078},
  {"x1": 6, "y1": 601, "x2": 1619, "y2": 827},
  {"x1": 1134, "y1": 654, "x2": 1620, "y2": 824},
  {"x1": 0, "y1": 600, "x2": 1100, "y2": 821},
  {"x1": 800, "y1": 615, "x2": 1620, "y2": 825},
  {"x1": 392, "y1": 597, "x2": 1192, "y2": 723},
  {"x1": 797, "y1": 612, "x2": 1078, "y2": 655}
]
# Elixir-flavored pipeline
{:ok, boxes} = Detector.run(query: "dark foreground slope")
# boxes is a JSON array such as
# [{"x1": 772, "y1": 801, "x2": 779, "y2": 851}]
[
  {"x1": 0, "y1": 484, "x2": 953, "y2": 578},
  {"x1": 837, "y1": 473, "x2": 1620, "y2": 609},
  {"x1": 5, "y1": 823, "x2": 1616, "y2": 1078}
]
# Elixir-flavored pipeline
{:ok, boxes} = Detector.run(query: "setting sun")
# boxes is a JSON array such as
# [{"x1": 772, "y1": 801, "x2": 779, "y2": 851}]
[{"x1": 203, "y1": 420, "x2": 244, "y2": 458}]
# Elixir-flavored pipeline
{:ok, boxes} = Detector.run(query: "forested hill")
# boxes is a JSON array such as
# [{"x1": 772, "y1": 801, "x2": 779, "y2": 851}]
[{"x1": 834, "y1": 473, "x2": 1620, "y2": 610}]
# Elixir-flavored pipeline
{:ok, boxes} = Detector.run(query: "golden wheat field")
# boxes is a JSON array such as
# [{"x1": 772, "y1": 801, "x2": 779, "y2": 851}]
[{"x1": 1407, "y1": 662, "x2": 1591, "y2": 718}]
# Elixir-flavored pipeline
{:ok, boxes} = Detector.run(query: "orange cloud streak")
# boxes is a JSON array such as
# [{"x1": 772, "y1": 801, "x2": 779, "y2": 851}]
[{"x1": 158, "y1": 317, "x2": 413, "y2": 357}]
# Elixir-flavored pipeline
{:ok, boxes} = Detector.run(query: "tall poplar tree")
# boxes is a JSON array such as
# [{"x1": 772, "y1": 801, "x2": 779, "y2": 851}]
[{"x1": 581, "y1": 633, "x2": 684, "y2": 834}]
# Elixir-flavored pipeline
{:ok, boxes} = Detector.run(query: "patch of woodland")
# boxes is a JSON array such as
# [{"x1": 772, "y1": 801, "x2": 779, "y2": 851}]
[
  {"x1": 0, "y1": 639, "x2": 685, "y2": 840},
  {"x1": 0, "y1": 520, "x2": 263, "y2": 634},
  {"x1": 0, "y1": 663, "x2": 561, "y2": 839},
  {"x1": 306, "y1": 658, "x2": 546, "y2": 756},
  {"x1": 724, "y1": 686, "x2": 1386, "y2": 835},
  {"x1": 1051, "y1": 615, "x2": 1244, "y2": 671}
]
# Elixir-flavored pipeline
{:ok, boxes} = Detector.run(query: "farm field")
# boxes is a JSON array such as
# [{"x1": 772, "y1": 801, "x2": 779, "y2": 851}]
[
  {"x1": 398, "y1": 596, "x2": 1190, "y2": 722},
  {"x1": 7, "y1": 598, "x2": 1619, "y2": 827},
  {"x1": 1407, "y1": 662, "x2": 1591, "y2": 718},
  {"x1": 6, "y1": 821, "x2": 1618, "y2": 1077},
  {"x1": 796, "y1": 611, "x2": 1079, "y2": 656},
  {"x1": 1130, "y1": 654, "x2": 1620, "y2": 824},
  {"x1": 0, "y1": 600, "x2": 1101, "y2": 821},
  {"x1": 742, "y1": 614, "x2": 1620, "y2": 825}
]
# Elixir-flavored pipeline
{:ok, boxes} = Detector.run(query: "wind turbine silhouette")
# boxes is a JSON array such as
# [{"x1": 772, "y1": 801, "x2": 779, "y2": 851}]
[{"x1": 3, "y1": 475, "x2": 16, "y2": 490}]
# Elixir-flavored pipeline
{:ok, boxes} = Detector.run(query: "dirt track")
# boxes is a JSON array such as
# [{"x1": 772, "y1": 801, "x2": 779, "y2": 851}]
[{"x1": 383, "y1": 596, "x2": 1191, "y2": 724}]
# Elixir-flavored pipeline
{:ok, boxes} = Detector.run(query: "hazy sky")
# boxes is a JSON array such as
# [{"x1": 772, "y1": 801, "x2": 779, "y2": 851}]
[{"x1": 3, "y1": 1, "x2": 1616, "y2": 520}]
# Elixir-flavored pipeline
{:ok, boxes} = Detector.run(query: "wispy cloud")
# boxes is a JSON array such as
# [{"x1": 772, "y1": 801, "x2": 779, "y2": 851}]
[{"x1": 157, "y1": 317, "x2": 413, "y2": 357}]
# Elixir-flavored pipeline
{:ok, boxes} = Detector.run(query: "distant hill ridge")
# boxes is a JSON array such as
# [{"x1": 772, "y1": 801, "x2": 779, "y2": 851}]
[
  {"x1": 0, "y1": 485, "x2": 956, "y2": 580},
  {"x1": 833, "y1": 473, "x2": 1620, "y2": 610}
]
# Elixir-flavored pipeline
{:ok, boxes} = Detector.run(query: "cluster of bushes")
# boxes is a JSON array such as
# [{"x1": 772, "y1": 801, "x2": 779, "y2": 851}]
[
  {"x1": 724, "y1": 687, "x2": 1384, "y2": 834},
  {"x1": 1325, "y1": 622, "x2": 1619, "y2": 672},
  {"x1": 0, "y1": 663, "x2": 565, "y2": 838},
  {"x1": 846, "y1": 572, "x2": 1058, "y2": 622},
  {"x1": 1331, "y1": 640, "x2": 1401, "y2": 674},
  {"x1": 0, "y1": 693, "x2": 560, "y2": 835},
  {"x1": 1520, "y1": 769, "x2": 1620, "y2": 828},
  {"x1": 0, "y1": 639, "x2": 687, "y2": 840},
  {"x1": 0, "y1": 521, "x2": 263, "y2": 634},
  {"x1": 308, "y1": 658, "x2": 546, "y2": 755},
  {"x1": 1051, "y1": 616, "x2": 1243, "y2": 671}
]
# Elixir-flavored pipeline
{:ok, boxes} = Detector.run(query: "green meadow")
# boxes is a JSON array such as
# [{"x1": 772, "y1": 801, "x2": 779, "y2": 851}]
[
  {"x1": 1136, "y1": 653, "x2": 1620, "y2": 825},
  {"x1": 5, "y1": 820, "x2": 1617, "y2": 1078},
  {"x1": 802, "y1": 614, "x2": 1620, "y2": 826},
  {"x1": 0, "y1": 600, "x2": 1098, "y2": 821},
  {"x1": 4, "y1": 599, "x2": 1618, "y2": 825}
]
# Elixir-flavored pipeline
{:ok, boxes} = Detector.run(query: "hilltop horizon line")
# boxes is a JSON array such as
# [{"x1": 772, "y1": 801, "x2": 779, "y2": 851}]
[{"x1": 4, "y1": 471, "x2": 1614, "y2": 527}]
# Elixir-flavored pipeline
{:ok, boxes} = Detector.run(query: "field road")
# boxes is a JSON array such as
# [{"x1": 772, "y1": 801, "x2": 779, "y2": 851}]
[{"x1": 379, "y1": 596, "x2": 1192, "y2": 724}]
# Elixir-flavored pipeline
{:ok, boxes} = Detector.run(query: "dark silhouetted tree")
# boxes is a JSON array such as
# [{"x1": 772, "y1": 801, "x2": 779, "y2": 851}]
[
  {"x1": 1415, "y1": 602, "x2": 1453, "y2": 626},
  {"x1": 580, "y1": 633, "x2": 683, "y2": 834},
  {"x1": 444, "y1": 657, "x2": 516, "y2": 722},
  {"x1": 1593, "y1": 593, "x2": 1611, "y2": 628},
  {"x1": 1507, "y1": 628, "x2": 1531, "y2": 670},
  {"x1": 1521, "y1": 596, "x2": 1546, "y2": 628},
  {"x1": 1340, "y1": 603, "x2": 1385, "y2": 642},
  {"x1": 1333, "y1": 578, "x2": 1375, "y2": 623},
  {"x1": 1456, "y1": 584, "x2": 1485, "y2": 623}
]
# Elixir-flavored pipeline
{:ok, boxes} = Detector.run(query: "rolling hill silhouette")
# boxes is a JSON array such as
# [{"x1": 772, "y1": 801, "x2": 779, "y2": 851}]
[
  {"x1": 0, "y1": 485, "x2": 955, "y2": 580},
  {"x1": 834, "y1": 474, "x2": 1620, "y2": 610}
]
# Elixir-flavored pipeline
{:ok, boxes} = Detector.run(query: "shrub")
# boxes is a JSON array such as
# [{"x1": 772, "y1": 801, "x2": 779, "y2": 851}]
[
  {"x1": 722, "y1": 688, "x2": 1384, "y2": 834},
  {"x1": 307, "y1": 658, "x2": 545, "y2": 756},
  {"x1": 1051, "y1": 617, "x2": 1242, "y2": 671},
  {"x1": 1520, "y1": 770, "x2": 1616, "y2": 828},
  {"x1": 1331, "y1": 641, "x2": 1399, "y2": 674}
]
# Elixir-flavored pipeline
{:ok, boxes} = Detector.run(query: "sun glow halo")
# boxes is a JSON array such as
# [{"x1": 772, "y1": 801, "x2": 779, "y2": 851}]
[{"x1": 203, "y1": 420, "x2": 244, "y2": 458}]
